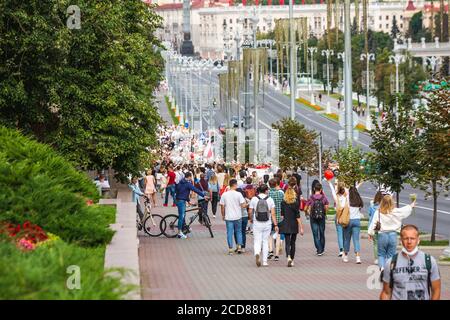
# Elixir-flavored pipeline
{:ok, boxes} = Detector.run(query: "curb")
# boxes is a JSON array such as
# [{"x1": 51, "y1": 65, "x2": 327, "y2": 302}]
[{"x1": 438, "y1": 260, "x2": 450, "y2": 266}]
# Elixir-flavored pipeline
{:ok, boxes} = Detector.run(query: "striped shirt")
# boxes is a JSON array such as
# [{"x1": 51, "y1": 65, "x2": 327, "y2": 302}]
[{"x1": 269, "y1": 188, "x2": 284, "y2": 223}]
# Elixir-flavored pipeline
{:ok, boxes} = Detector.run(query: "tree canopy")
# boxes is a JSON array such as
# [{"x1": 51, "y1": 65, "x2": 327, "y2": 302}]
[{"x1": 0, "y1": 0, "x2": 164, "y2": 180}]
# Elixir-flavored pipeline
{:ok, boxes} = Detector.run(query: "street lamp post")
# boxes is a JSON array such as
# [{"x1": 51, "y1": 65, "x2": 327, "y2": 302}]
[
  {"x1": 289, "y1": 0, "x2": 295, "y2": 120},
  {"x1": 308, "y1": 47, "x2": 317, "y2": 104},
  {"x1": 389, "y1": 53, "x2": 405, "y2": 118},
  {"x1": 360, "y1": 52, "x2": 375, "y2": 130},
  {"x1": 321, "y1": 49, "x2": 334, "y2": 114}
]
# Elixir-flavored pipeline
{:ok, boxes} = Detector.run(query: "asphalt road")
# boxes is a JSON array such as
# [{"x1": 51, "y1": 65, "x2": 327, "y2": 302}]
[{"x1": 172, "y1": 73, "x2": 450, "y2": 237}]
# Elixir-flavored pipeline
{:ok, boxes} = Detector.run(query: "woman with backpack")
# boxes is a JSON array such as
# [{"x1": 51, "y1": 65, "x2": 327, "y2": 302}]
[
  {"x1": 368, "y1": 191, "x2": 383, "y2": 265},
  {"x1": 342, "y1": 186, "x2": 364, "y2": 264},
  {"x1": 208, "y1": 174, "x2": 220, "y2": 219},
  {"x1": 305, "y1": 183, "x2": 329, "y2": 256},
  {"x1": 279, "y1": 185, "x2": 304, "y2": 267},
  {"x1": 248, "y1": 184, "x2": 277, "y2": 267},
  {"x1": 368, "y1": 194, "x2": 415, "y2": 270}
]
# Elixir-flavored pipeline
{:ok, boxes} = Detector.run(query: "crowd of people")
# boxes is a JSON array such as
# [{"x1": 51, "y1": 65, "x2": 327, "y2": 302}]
[{"x1": 126, "y1": 124, "x2": 441, "y2": 300}]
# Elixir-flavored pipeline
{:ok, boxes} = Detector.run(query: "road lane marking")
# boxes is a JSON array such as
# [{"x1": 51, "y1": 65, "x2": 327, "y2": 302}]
[{"x1": 361, "y1": 196, "x2": 450, "y2": 215}]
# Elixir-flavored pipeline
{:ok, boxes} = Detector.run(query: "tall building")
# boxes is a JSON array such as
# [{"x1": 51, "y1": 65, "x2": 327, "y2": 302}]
[{"x1": 152, "y1": 1, "x2": 421, "y2": 59}]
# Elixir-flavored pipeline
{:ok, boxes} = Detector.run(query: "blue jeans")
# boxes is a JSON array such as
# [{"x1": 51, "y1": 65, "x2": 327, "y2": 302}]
[
  {"x1": 226, "y1": 219, "x2": 243, "y2": 249},
  {"x1": 377, "y1": 231, "x2": 397, "y2": 269},
  {"x1": 335, "y1": 220, "x2": 344, "y2": 252},
  {"x1": 310, "y1": 218, "x2": 326, "y2": 253},
  {"x1": 343, "y1": 219, "x2": 361, "y2": 254},
  {"x1": 176, "y1": 199, "x2": 187, "y2": 233},
  {"x1": 164, "y1": 184, "x2": 176, "y2": 205},
  {"x1": 235, "y1": 217, "x2": 249, "y2": 248}
]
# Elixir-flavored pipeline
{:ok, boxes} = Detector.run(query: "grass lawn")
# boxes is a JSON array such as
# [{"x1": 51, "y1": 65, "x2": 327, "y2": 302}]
[
  {"x1": 420, "y1": 240, "x2": 449, "y2": 246},
  {"x1": 440, "y1": 257, "x2": 450, "y2": 262}
]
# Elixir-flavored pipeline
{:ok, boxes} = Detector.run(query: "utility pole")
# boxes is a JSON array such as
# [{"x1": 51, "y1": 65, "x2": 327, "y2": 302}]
[
  {"x1": 344, "y1": 0, "x2": 353, "y2": 144},
  {"x1": 322, "y1": 49, "x2": 334, "y2": 114},
  {"x1": 289, "y1": 0, "x2": 296, "y2": 120},
  {"x1": 389, "y1": 53, "x2": 405, "y2": 119},
  {"x1": 318, "y1": 132, "x2": 323, "y2": 182},
  {"x1": 360, "y1": 52, "x2": 375, "y2": 130}
]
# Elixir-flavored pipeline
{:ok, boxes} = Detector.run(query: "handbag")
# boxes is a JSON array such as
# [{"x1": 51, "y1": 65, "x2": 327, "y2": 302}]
[
  {"x1": 299, "y1": 199, "x2": 307, "y2": 211},
  {"x1": 336, "y1": 197, "x2": 350, "y2": 227},
  {"x1": 374, "y1": 211, "x2": 381, "y2": 232}
]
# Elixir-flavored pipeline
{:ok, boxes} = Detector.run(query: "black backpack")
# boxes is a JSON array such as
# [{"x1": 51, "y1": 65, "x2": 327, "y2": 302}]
[
  {"x1": 311, "y1": 196, "x2": 325, "y2": 220},
  {"x1": 255, "y1": 195, "x2": 269, "y2": 222}
]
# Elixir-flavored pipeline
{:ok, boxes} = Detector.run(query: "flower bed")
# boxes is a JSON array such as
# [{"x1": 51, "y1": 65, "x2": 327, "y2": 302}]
[
  {"x1": 296, "y1": 97, "x2": 323, "y2": 111},
  {"x1": 165, "y1": 96, "x2": 180, "y2": 125},
  {"x1": 0, "y1": 126, "x2": 130, "y2": 299}
]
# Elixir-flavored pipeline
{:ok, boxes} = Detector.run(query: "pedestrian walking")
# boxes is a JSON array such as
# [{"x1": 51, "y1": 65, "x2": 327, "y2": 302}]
[
  {"x1": 305, "y1": 183, "x2": 329, "y2": 256},
  {"x1": 144, "y1": 169, "x2": 157, "y2": 207},
  {"x1": 328, "y1": 181, "x2": 347, "y2": 257},
  {"x1": 208, "y1": 174, "x2": 220, "y2": 218},
  {"x1": 380, "y1": 225, "x2": 441, "y2": 300},
  {"x1": 219, "y1": 179, "x2": 247, "y2": 255},
  {"x1": 163, "y1": 166, "x2": 177, "y2": 207},
  {"x1": 159, "y1": 168, "x2": 167, "y2": 199},
  {"x1": 279, "y1": 185, "x2": 304, "y2": 267},
  {"x1": 248, "y1": 184, "x2": 277, "y2": 267},
  {"x1": 368, "y1": 194, "x2": 415, "y2": 270},
  {"x1": 174, "y1": 172, "x2": 208, "y2": 239},
  {"x1": 342, "y1": 186, "x2": 364, "y2": 264},
  {"x1": 318, "y1": 93, "x2": 322, "y2": 102},
  {"x1": 235, "y1": 186, "x2": 250, "y2": 253},
  {"x1": 368, "y1": 191, "x2": 383, "y2": 265},
  {"x1": 268, "y1": 178, "x2": 285, "y2": 261}
]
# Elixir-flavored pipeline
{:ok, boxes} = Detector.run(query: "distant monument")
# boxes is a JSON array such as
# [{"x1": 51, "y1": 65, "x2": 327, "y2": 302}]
[{"x1": 180, "y1": 0, "x2": 194, "y2": 56}]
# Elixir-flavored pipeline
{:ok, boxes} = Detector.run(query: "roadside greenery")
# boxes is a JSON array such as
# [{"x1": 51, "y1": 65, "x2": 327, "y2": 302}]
[
  {"x1": 0, "y1": 126, "x2": 131, "y2": 299},
  {"x1": 0, "y1": 0, "x2": 164, "y2": 181}
]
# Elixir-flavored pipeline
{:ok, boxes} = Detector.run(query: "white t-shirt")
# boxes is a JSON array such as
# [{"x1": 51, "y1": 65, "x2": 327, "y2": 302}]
[
  {"x1": 249, "y1": 194, "x2": 275, "y2": 226},
  {"x1": 216, "y1": 172, "x2": 226, "y2": 187},
  {"x1": 219, "y1": 190, "x2": 245, "y2": 221}
]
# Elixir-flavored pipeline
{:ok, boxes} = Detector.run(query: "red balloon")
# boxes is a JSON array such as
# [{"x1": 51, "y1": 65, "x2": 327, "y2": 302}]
[{"x1": 324, "y1": 169, "x2": 334, "y2": 180}]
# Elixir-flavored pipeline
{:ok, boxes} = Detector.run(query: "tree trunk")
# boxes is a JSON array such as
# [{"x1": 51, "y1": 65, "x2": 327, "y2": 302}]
[
  {"x1": 431, "y1": 179, "x2": 437, "y2": 242},
  {"x1": 396, "y1": 191, "x2": 400, "y2": 208}
]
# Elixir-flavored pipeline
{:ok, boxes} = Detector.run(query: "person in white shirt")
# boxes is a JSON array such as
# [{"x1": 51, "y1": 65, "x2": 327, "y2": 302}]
[
  {"x1": 368, "y1": 194, "x2": 415, "y2": 270},
  {"x1": 248, "y1": 184, "x2": 277, "y2": 267},
  {"x1": 220, "y1": 179, "x2": 248, "y2": 255},
  {"x1": 343, "y1": 186, "x2": 364, "y2": 264}
]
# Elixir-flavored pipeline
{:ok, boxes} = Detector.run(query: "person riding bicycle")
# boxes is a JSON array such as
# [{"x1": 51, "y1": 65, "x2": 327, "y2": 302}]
[{"x1": 175, "y1": 172, "x2": 209, "y2": 239}]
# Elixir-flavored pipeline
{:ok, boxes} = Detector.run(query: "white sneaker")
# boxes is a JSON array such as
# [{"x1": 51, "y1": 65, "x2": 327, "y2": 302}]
[
  {"x1": 356, "y1": 256, "x2": 362, "y2": 264},
  {"x1": 213, "y1": 215, "x2": 216, "y2": 218},
  {"x1": 287, "y1": 256, "x2": 292, "y2": 267},
  {"x1": 342, "y1": 254, "x2": 349, "y2": 263},
  {"x1": 178, "y1": 233, "x2": 187, "y2": 239},
  {"x1": 262, "y1": 262, "x2": 269, "y2": 267},
  {"x1": 291, "y1": 260, "x2": 294, "y2": 267},
  {"x1": 374, "y1": 259, "x2": 378, "y2": 265}
]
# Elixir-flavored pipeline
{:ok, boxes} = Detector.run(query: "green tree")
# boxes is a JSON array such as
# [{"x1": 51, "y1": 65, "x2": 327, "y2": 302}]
[
  {"x1": 0, "y1": 0, "x2": 164, "y2": 181},
  {"x1": 271, "y1": 118, "x2": 318, "y2": 170},
  {"x1": 411, "y1": 85, "x2": 450, "y2": 242},
  {"x1": 333, "y1": 144, "x2": 367, "y2": 187},
  {"x1": 369, "y1": 96, "x2": 418, "y2": 206}
]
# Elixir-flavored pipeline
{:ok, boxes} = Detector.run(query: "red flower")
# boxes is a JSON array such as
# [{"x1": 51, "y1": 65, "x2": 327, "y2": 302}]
[{"x1": 23, "y1": 221, "x2": 31, "y2": 229}]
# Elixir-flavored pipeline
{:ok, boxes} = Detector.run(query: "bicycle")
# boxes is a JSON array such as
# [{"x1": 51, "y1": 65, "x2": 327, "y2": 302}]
[
  {"x1": 160, "y1": 201, "x2": 214, "y2": 238},
  {"x1": 136, "y1": 195, "x2": 164, "y2": 237}
]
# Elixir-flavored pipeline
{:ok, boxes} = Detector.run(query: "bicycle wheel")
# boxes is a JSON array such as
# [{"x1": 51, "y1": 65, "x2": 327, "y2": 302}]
[
  {"x1": 202, "y1": 214, "x2": 214, "y2": 238},
  {"x1": 143, "y1": 213, "x2": 164, "y2": 237},
  {"x1": 161, "y1": 214, "x2": 179, "y2": 238}
]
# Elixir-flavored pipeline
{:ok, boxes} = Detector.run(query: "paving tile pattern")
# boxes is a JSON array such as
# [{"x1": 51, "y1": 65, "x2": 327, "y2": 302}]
[{"x1": 139, "y1": 197, "x2": 450, "y2": 300}]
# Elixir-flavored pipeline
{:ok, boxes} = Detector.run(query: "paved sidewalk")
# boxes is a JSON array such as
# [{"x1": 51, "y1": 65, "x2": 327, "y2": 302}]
[{"x1": 138, "y1": 195, "x2": 450, "y2": 300}]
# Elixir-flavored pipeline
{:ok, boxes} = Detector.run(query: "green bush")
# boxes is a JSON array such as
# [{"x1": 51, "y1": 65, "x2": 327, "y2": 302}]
[
  {"x1": 0, "y1": 126, "x2": 114, "y2": 246},
  {"x1": 0, "y1": 240, "x2": 135, "y2": 299}
]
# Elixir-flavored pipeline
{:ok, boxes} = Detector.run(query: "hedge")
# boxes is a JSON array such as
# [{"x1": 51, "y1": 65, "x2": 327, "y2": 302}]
[{"x1": 0, "y1": 126, "x2": 114, "y2": 246}]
